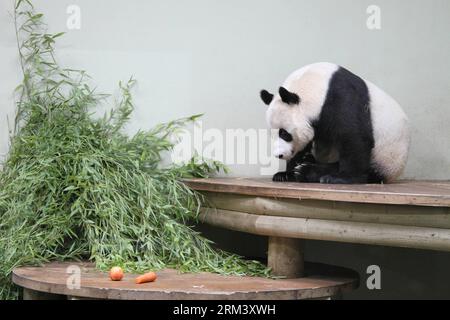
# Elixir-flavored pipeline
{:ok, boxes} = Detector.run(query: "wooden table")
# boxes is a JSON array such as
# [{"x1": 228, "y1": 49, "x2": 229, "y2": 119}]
[
  {"x1": 13, "y1": 262, "x2": 357, "y2": 300},
  {"x1": 183, "y1": 178, "x2": 450, "y2": 278}
]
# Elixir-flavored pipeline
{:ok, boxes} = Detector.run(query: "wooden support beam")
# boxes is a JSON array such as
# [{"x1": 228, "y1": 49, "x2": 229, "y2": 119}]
[
  {"x1": 200, "y1": 208, "x2": 450, "y2": 252},
  {"x1": 203, "y1": 192, "x2": 450, "y2": 229}
]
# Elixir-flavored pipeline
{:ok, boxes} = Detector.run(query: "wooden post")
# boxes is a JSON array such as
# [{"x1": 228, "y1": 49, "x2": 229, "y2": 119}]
[{"x1": 268, "y1": 236, "x2": 304, "y2": 278}]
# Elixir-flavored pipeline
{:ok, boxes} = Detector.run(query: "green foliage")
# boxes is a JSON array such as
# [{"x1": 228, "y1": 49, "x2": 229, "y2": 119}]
[{"x1": 0, "y1": 1, "x2": 269, "y2": 299}]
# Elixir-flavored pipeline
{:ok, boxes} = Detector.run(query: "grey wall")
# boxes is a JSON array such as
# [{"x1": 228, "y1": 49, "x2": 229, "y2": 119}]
[{"x1": 1, "y1": 0, "x2": 450, "y2": 299}]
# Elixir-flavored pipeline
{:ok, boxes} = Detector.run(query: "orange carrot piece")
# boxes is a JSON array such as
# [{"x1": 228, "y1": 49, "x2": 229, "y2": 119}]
[{"x1": 135, "y1": 271, "x2": 157, "y2": 284}]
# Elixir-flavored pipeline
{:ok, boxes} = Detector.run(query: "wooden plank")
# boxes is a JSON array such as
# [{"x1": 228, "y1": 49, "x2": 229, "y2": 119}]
[
  {"x1": 13, "y1": 262, "x2": 358, "y2": 300},
  {"x1": 199, "y1": 208, "x2": 450, "y2": 251},
  {"x1": 183, "y1": 178, "x2": 450, "y2": 207},
  {"x1": 202, "y1": 192, "x2": 450, "y2": 229}
]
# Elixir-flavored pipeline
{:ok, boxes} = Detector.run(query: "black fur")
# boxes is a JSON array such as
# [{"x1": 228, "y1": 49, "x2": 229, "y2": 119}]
[
  {"x1": 286, "y1": 142, "x2": 313, "y2": 171},
  {"x1": 260, "y1": 90, "x2": 274, "y2": 105},
  {"x1": 279, "y1": 87, "x2": 300, "y2": 105},
  {"x1": 273, "y1": 143, "x2": 314, "y2": 182},
  {"x1": 273, "y1": 67, "x2": 384, "y2": 184},
  {"x1": 279, "y1": 128, "x2": 293, "y2": 142}
]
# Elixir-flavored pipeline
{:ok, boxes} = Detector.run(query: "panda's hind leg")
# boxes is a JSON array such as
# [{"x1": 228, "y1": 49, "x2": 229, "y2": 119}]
[{"x1": 320, "y1": 135, "x2": 373, "y2": 184}]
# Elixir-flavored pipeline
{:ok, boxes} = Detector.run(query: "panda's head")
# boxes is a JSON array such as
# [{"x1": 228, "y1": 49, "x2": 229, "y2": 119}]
[{"x1": 260, "y1": 87, "x2": 314, "y2": 161}]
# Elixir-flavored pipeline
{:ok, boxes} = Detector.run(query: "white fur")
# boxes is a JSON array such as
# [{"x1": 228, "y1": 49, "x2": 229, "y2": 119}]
[
  {"x1": 366, "y1": 81, "x2": 410, "y2": 182},
  {"x1": 266, "y1": 62, "x2": 338, "y2": 160},
  {"x1": 273, "y1": 138, "x2": 293, "y2": 159}
]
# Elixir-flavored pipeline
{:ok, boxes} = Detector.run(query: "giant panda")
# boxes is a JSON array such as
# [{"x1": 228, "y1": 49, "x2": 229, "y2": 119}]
[{"x1": 260, "y1": 62, "x2": 410, "y2": 184}]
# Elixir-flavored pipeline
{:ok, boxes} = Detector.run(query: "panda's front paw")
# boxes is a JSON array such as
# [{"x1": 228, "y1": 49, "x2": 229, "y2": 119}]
[{"x1": 272, "y1": 171, "x2": 290, "y2": 182}]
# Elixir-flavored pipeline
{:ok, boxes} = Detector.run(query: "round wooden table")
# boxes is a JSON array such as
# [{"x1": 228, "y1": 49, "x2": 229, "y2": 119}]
[{"x1": 13, "y1": 262, "x2": 358, "y2": 300}]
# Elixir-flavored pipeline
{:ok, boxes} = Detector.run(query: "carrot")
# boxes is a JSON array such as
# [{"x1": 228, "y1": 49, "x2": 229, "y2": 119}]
[{"x1": 135, "y1": 271, "x2": 157, "y2": 284}]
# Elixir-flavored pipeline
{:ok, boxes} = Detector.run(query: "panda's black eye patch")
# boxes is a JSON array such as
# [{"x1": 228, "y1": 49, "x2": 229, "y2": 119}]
[{"x1": 279, "y1": 128, "x2": 293, "y2": 142}]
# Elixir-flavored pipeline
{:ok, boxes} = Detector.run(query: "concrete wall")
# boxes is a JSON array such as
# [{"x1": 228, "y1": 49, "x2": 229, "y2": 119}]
[{"x1": 1, "y1": 0, "x2": 449, "y2": 298}]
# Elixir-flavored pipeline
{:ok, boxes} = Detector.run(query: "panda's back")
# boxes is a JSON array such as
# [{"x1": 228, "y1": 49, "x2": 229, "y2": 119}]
[
  {"x1": 366, "y1": 81, "x2": 410, "y2": 182},
  {"x1": 284, "y1": 62, "x2": 410, "y2": 182},
  {"x1": 283, "y1": 62, "x2": 340, "y2": 121}
]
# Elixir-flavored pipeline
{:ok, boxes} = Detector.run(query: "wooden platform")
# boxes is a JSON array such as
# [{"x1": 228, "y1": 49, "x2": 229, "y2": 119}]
[
  {"x1": 183, "y1": 178, "x2": 450, "y2": 278},
  {"x1": 184, "y1": 178, "x2": 450, "y2": 207},
  {"x1": 12, "y1": 262, "x2": 358, "y2": 300}
]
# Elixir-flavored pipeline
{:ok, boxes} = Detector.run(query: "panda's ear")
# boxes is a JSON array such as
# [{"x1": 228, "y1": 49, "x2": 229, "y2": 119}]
[
  {"x1": 279, "y1": 87, "x2": 300, "y2": 105},
  {"x1": 260, "y1": 90, "x2": 274, "y2": 105}
]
